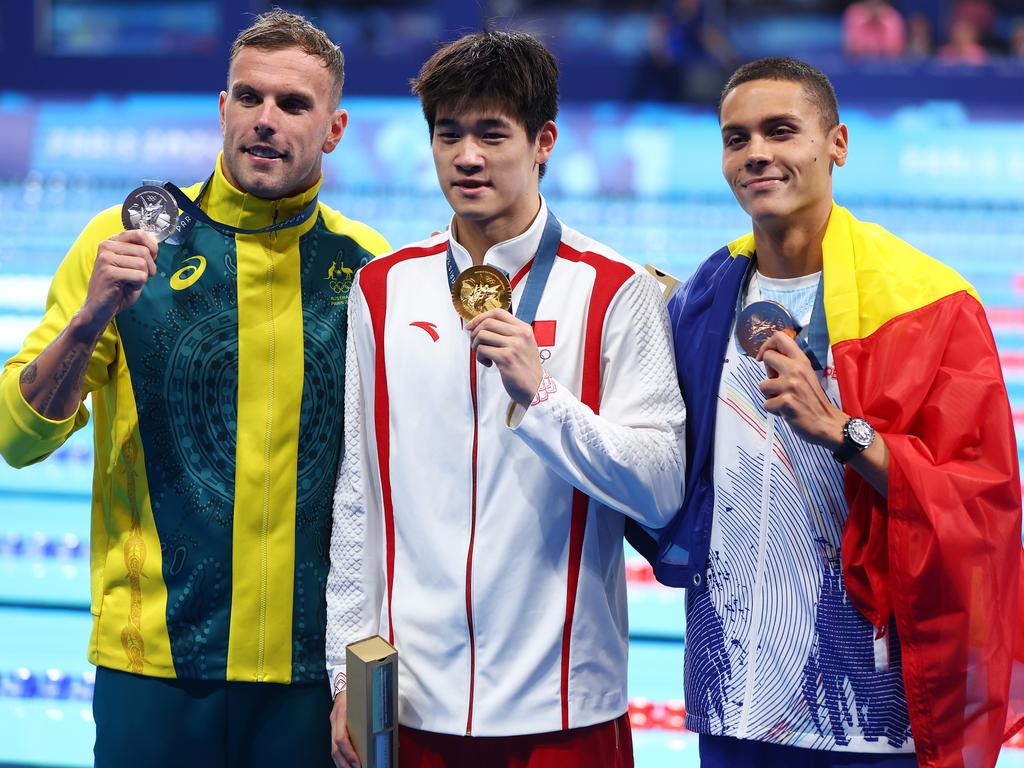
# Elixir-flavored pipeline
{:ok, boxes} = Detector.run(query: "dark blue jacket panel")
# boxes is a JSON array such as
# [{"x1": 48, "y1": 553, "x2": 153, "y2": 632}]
[{"x1": 625, "y1": 246, "x2": 749, "y2": 589}]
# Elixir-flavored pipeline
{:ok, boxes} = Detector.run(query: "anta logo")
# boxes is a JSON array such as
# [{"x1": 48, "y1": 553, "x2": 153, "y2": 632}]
[
  {"x1": 410, "y1": 321, "x2": 439, "y2": 342},
  {"x1": 326, "y1": 258, "x2": 354, "y2": 307},
  {"x1": 169, "y1": 255, "x2": 207, "y2": 291}
]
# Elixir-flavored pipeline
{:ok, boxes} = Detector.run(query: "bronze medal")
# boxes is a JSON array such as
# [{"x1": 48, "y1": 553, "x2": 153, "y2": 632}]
[
  {"x1": 736, "y1": 300, "x2": 799, "y2": 356},
  {"x1": 451, "y1": 265, "x2": 512, "y2": 322}
]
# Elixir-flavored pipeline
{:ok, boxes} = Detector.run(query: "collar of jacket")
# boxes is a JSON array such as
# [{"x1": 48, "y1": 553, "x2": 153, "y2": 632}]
[
  {"x1": 205, "y1": 151, "x2": 322, "y2": 236},
  {"x1": 445, "y1": 195, "x2": 551, "y2": 280}
]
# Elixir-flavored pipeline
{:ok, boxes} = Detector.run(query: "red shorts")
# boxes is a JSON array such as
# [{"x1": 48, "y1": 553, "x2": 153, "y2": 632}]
[{"x1": 398, "y1": 713, "x2": 633, "y2": 768}]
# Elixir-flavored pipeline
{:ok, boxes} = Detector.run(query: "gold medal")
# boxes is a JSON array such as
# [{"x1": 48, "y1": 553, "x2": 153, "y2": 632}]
[{"x1": 451, "y1": 265, "x2": 512, "y2": 321}]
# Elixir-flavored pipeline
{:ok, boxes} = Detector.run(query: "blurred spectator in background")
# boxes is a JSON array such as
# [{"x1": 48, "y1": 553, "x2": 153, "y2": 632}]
[
  {"x1": 938, "y1": 16, "x2": 990, "y2": 64},
  {"x1": 951, "y1": 0, "x2": 997, "y2": 44},
  {"x1": 631, "y1": 0, "x2": 736, "y2": 102},
  {"x1": 842, "y1": 0, "x2": 906, "y2": 58},
  {"x1": 904, "y1": 11, "x2": 934, "y2": 57},
  {"x1": 632, "y1": 12, "x2": 681, "y2": 101},
  {"x1": 1010, "y1": 17, "x2": 1024, "y2": 59}
]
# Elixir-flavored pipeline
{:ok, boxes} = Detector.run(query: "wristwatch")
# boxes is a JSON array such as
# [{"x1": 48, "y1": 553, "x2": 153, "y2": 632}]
[{"x1": 833, "y1": 417, "x2": 875, "y2": 464}]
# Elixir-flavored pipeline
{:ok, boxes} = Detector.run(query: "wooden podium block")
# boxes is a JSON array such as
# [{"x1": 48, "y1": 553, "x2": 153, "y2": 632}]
[
  {"x1": 644, "y1": 263, "x2": 681, "y2": 301},
  {"x1": 346, "y1": 636, "x2": 398, "y2": 768}
]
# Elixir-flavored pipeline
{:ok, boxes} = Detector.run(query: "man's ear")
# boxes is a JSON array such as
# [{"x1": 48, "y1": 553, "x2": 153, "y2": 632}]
[
  {"x1": 535, "y1": 120, "x2": 557, "y2": 166},
  {"x1": 831, "y1": 122, "x2": 849, "y2": 168},
  {"x1": 323, "y1": 109, "x2": 349, "y2": 154},
  {"x1": 218, "y1": 91, "x2": 228, "y2": 136}
]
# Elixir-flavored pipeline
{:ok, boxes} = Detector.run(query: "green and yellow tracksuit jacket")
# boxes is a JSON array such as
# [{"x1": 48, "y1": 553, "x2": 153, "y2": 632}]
[{"x1": 0, "y1": 158, "x2": 389, "y2": 683}]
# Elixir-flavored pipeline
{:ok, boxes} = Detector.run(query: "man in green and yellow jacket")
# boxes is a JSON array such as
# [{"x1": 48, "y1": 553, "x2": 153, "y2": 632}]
[{"x1": 0, "y1": 10, "x2": 388, "y2": 767}]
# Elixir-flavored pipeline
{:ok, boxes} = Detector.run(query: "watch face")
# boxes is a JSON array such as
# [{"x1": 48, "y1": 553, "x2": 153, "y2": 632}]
[{"x1": 847, "y1": 418, "x2": 874, "y2": 448}]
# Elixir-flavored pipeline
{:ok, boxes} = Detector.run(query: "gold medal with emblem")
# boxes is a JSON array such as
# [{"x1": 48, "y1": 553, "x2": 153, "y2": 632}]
[{"x1": 451, "y1": 265, "x2": 512, "y2": 321}]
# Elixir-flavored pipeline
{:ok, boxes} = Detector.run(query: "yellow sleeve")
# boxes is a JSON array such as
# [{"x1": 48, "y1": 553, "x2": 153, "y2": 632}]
[
  {"x1": 318, "y1": 206, "x2": 392, "y2": 257},
  {"x1": 349, "y1": 221, "x2": 392, "y2": 258},
  {"x1": 0, "y1": 206, "x2": 123, "y2": 468}
]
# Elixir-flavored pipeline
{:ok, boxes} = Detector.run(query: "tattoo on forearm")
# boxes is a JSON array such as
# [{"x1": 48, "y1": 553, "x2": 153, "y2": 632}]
[
  {"x1": 20, "y1": 326, "x2": 94, "y2": 420},
  {"x1": 38, "y1": 348, "x2": 90, "y2": 418},
  {"x1": 20, "y1": 361, "x2": 38, "y2": 385}
]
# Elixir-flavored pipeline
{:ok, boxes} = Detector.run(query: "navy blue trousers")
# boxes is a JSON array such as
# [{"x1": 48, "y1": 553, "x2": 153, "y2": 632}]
[{"x1": 699, "y1": 734, "x2": 919, "y2": 768}]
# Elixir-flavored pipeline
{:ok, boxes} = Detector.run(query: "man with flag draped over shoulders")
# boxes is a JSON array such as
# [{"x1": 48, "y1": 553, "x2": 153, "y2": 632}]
[{"x1": 628, "y1": 56, "x2": 1024, "y2": 768}]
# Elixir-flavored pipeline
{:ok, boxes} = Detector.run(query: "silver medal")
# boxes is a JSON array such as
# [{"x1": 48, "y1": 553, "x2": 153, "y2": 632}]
[{"x1": 121, "y1": 185, "x2": 179, "y2": 243}]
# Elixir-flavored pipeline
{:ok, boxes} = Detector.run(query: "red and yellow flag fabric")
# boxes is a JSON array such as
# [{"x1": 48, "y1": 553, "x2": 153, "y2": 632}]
[{"x1": 822, "y1": 204, "x2": 1022, "y2": 767}]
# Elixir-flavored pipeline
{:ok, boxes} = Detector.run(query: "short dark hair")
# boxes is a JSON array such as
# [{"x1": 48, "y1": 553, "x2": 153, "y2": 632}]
[
  {"x1": 230, "y1": 8, "x2": 345, "y2": 107},
  {"x1": 719, "y1": 57, "x2": 839, "y2": 130},
  {"x1": 411, "y1": 31, "x2": 560, "y2": 177}
]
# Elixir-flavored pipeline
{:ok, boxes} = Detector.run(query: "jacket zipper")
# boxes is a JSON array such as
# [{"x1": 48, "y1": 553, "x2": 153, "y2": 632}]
[
  {"x1": 256, "y1": 202, "x2": 280, "y2": 681},
  {"x1": 736, "y1": 410, "x2": 775, "y2": 737},
  {"x1": 464, "y1": 345, "x2": 480, "y2": 735}
]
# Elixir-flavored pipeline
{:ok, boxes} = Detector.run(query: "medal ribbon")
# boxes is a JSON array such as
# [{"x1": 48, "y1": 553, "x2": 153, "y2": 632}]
[
  {"x1": 446, "y1": 209, "x2": 562, "y2": 325},
  {"x1": 734, "y1": 257, "x2": 828, "y2": 371},
  {"x1": 147, "y1": 175, "x2": 320, "y2": 245}
]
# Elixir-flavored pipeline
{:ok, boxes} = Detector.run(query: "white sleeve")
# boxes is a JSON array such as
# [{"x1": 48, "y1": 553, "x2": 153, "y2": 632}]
[
  {"x1": 509, "y1": 270, "x2": 686, "y2": 528},
  {"x1": 326, "y1": 277, "x2": 384, "y2": 692}
]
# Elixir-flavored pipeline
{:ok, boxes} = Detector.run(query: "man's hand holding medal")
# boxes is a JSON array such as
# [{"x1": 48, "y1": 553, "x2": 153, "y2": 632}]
[
  {"x1": 467, "y1": 308, "x2": 544, "y2": 408},
  {"x1": 753, "y1": 328, "x2": 847, "y2": 451},
  {"x1": 77, "y1": 184, "x2": 177, "y2": 335},
  {"x1": 737, "y1": 299, "x2": 846, "y2": 451},
  {"x1": 450, "y1": 264, "x2": 543, "y2": 408}
]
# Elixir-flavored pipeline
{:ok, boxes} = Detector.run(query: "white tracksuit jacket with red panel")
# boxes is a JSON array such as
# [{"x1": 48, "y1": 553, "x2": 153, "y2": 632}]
[{"x1": 327, "y1": 202, "x2": 686, "y2": 737}]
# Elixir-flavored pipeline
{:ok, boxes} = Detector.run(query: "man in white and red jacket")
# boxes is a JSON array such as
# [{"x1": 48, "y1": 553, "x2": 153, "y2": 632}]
[{"x1": 326, "y1": 31, "x2": 686, "y2": 768}]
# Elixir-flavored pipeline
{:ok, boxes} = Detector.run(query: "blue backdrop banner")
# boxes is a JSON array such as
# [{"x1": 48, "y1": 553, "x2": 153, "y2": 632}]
[{"x1": 2, "y1": 93, "x2": 1023, "y2": 203}]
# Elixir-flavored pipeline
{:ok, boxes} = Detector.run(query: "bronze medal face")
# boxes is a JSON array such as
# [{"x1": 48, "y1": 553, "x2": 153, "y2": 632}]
[
  {"x1": 451, "y1": 265, "x2": 512, "y2": 321},
  {"x1": 736, "y1": 300, "x2": 799, "y2": 356},
  {"x1": 121, "y1": 185, "x2": 179, "y2": 243}
]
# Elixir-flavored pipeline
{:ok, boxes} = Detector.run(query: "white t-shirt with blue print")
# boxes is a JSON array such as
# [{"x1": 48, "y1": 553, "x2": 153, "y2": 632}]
[{"x1": 684, "y1": 269, "x2": 914, "y2": 753}]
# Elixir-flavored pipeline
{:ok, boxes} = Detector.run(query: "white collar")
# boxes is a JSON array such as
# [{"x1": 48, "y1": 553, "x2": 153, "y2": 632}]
[{"x1": 446, "y1": 196, "x2": 550, "y2": 280}]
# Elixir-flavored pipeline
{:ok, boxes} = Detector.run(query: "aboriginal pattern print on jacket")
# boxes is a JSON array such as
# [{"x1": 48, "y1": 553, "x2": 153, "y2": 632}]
[{"x1": 116, "y1": 214, "x2": 374, "y2": 681}]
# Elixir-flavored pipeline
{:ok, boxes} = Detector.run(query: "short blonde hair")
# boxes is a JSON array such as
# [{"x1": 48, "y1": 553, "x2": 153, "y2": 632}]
[{"x1": 229, "y1": 8, "x2": 345, "y2": 106}]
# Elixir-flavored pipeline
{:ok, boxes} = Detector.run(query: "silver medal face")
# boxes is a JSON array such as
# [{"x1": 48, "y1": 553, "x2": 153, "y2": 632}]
[{"x1": 121, "y1": 185, "x2": 179, "y2": 243}]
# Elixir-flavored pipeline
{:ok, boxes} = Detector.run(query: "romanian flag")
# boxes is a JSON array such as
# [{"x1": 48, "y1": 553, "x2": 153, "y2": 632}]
[
  {"x1": 631, "y1": 202, "x2": 1024, "y2": 767},
  {"x1": 816, "y1": 204, "x2": 1023, "y2": 767}
]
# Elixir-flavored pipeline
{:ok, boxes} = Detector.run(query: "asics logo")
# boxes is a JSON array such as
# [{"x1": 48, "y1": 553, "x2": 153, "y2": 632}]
[{"x1": 170, "y1": 255, "x2": 207, "y2": 291}]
